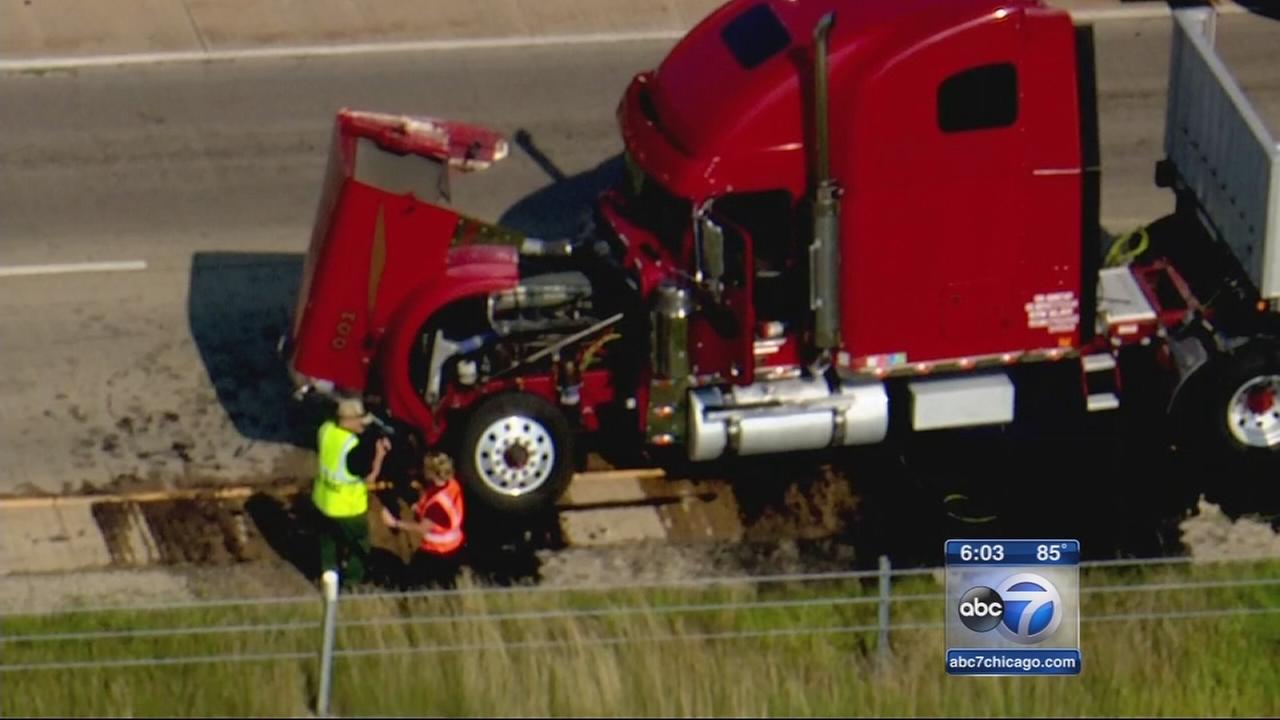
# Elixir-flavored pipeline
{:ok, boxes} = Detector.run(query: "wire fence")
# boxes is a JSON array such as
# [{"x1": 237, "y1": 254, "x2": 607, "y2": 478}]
[
  {"x1": 3, "y1": 552, "x2": 1279, "y2": 713},
  {"x1": 3, "y1": 551, "x2": 1274, "y2": 620}
]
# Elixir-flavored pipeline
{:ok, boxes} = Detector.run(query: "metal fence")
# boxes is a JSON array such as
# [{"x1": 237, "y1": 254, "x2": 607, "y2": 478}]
[{"x1": 3, "y1": 553, "x2": 1279, "y2": 715}]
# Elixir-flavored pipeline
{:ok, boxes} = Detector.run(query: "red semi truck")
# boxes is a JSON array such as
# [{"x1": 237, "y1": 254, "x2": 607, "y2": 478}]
[{"x1": 284, "y1": 0, "x2": 1280, "y2": 516}]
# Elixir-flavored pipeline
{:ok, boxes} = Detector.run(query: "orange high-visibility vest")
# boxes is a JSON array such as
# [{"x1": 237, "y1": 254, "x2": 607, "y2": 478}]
[{"x1": 413, "y1": 478, "x2": 464, "y2": 555}]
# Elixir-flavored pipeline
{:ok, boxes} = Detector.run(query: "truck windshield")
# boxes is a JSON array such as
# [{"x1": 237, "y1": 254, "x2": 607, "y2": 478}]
[{"x1": 721, "y1": 3, "x2": 791, "y2": 70}]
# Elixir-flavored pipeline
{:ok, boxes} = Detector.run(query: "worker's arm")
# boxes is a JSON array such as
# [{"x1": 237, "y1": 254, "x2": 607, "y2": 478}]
[
  {"x1": 396, "y1": 517, "x2": 447, "y2": 535},
  {"x1": 379, "y1": 505, "x2": 399, "y2": 529},
  {"x1": 401, "y1": 495, "x2": 452, "y2": 535},
  {"x1": 364, "y1": 437, "x2": 390, "y2": 486},
  {"x1": 344, "y1": 430, "x2": 383, "y2": 481},
  {"x1": 386, "y1": 510, "x2": 445, "y2": 534}
]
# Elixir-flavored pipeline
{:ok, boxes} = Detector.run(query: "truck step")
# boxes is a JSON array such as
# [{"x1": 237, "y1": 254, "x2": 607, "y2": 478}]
[
  {"x1": 1082, "y1": 352, "x2": 1117, "y2": 374},
  {"x1": 1081, "y1": 352, "x2": 1121, "y2": 413},
  {"x1": 1087, "y1": 392, "x2": 1120, "y2": 412}
]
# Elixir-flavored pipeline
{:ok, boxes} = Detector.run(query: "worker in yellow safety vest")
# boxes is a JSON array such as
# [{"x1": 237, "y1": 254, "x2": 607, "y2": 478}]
[{"x1": 313, "y1": 398, "x2": 389, "y2": 587}]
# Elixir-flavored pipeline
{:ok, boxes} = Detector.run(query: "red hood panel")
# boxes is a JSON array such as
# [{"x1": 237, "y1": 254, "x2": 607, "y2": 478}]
[{"x1": 289, "y1": 109, "x2": 516, "y2": 394}]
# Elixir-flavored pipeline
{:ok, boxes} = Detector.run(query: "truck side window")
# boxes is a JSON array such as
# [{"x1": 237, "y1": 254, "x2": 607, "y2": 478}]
[{"x1": 937, "y1": 63, "x2": 1018, "y2": 133}]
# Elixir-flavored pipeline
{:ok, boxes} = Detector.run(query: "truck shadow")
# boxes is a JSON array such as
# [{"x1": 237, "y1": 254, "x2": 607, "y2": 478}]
[
  {"x1": 188, "y1": 252, "x2": 316, "y2": 450},
  {"x1": 715, "y1": 423, "x2": 1204, "y2": 573},
  {"x1": 244, "y1": 491, "x2": 322, "y2": 580},
  {"x1": 831, "y1": 422, "x2": 1201, "y2": 571},
  {"x1": 497, "y1": 129, "x2": 624, "y2": 240},
  {"x1": 1239, "y1": 2, "x2": 1280, "y2": 21},
  {"x1": 699, "y1": 360, "x2": 1212, "y2": 571},
  {"x1": 1162, "y1": 0, "x2": 1280, "y2": 22}
]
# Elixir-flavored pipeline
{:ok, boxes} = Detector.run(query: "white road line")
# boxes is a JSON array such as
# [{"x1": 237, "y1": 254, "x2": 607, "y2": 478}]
[
  {"x1": 1073, "y1": 4, "x2": 1245, "y2": 22},
  {"x1": 0, "y1": 30, "x2": 687, "y2": 73},
  {"x1": 0, "y1": 260, "x2": 148, "y2": 278},
  {"x1": 0, "y1": 4, "x2": 1252, "y2": 74}
]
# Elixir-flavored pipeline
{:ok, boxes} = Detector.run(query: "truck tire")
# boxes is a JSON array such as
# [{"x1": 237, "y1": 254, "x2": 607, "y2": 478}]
[
  {"x1": 1206, "y1": 342, "x2": 1280, "y2": 456},
  {"x1": 1193, "y1": 340, "x2": 1280, "y2": 511},
  {"x1": 456, "y1": 392, "x2": 574, "y2": 517}
]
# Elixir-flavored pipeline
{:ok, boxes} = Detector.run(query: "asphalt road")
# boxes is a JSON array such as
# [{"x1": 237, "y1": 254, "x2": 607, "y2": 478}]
[{"x1": 2, "y1": 14, "x2": 1279, "y2": 494}]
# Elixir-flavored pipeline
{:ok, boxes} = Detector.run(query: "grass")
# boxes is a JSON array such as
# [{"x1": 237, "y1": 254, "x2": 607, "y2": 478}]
[{"x1": 3, "y1": 560, "x2": 1279, "y2": 717}]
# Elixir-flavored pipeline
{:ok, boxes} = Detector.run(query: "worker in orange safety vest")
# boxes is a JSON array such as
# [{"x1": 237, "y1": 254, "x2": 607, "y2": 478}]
[{"x1": 380, "y1": 452, "x2": 466, "y2": 588}]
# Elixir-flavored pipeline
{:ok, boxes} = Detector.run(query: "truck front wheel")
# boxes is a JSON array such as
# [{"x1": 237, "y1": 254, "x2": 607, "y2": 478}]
[{"x1": 456, "y1": 392, "x2": 574, "y2": 517}]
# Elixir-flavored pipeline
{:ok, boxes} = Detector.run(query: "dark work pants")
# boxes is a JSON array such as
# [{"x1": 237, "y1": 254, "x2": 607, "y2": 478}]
[
  {"x1": 317, "y1": 511, "x2": 370, "y2": 587},
  {"x1": 408, "y1": 546, "x2": 466, "y2": 589}
]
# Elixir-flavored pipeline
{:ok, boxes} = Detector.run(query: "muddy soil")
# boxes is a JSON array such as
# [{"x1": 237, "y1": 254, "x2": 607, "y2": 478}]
[{"x1": 91, "y1": 497, "x2": 272, "y2": 566}]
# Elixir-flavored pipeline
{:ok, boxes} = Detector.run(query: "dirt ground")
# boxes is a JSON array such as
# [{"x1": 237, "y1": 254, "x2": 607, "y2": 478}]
[
  {"x1": 7, "y1": 402, "x2": 1280, "y2": 613},
  {"x1": 6, "y1": 458, "x2": 1279, "y2": 615},
  {"x1": 6, "y1": 492, "x2": 1278, "y2": 615}
]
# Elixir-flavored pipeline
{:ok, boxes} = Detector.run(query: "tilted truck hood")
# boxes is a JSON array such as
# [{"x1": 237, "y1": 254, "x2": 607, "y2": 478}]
[
  {"x1": 337, "y1": 109, "x2": 510, "y2": 171},
  {"x1": 287, "y1": 108, "x2": 518, "y2": 396}
]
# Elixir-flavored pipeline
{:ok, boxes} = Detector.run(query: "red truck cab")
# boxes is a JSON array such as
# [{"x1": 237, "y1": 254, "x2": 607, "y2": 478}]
[
  {"x1": 287, "y1": 1, "x2": 1280, "y2": 517},
  {"x1": 618, "y1": 0, "x2": 1089, "y2": 374}
]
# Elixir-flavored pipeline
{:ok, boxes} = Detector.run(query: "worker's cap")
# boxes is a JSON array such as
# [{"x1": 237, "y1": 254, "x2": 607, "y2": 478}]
[{"x1": 335, "y1": 398, "x2": 373, "y2": 425}]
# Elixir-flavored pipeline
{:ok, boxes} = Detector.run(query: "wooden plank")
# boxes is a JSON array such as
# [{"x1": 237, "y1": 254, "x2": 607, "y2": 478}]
[
  {"x1": 0, "y1": 486, "x2": 260, "y2": 510},
  {"x1": 0, "y1": 468, "x2": 668, "y2": 510}
]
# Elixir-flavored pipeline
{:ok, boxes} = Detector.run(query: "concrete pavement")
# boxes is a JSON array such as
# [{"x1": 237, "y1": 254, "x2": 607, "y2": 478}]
[
  {"x1": 0, "y1": 39, "x2": 667, "y2": 496},
  {"x1": 0, "y1": 0, "x2": 1249, "y2": 68},
  {"x1": 3, "y1": 12, "x2": 1280, "y2": 498},
  {"x1": 0, "y1": 0, "x2": 721, "y2": 61}
]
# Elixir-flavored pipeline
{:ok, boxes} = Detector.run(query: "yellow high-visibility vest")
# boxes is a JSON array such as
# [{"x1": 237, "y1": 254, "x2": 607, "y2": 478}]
[{"x1": 312, "y1": 420, "x2": 368, "y2": 518}]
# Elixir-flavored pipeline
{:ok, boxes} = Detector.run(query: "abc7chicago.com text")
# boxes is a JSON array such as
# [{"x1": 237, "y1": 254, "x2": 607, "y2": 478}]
[{"x1": 947, "y1": 654, "x2": 1078, "y2": 672}]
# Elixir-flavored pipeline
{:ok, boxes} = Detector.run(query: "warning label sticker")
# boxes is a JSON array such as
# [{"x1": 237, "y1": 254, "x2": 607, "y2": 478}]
[
  {"x1": 1025, "y1": 291, "x2": 1079, "y2": 334},
  {"x1": 861, "y1": 352, "x2": 908, "y2": 370}
]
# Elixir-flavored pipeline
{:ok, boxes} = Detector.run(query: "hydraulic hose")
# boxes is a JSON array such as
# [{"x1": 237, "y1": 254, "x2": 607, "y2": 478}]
[{"x1": 1104, "y1": 226, "x2": 1150, "y2": 268}]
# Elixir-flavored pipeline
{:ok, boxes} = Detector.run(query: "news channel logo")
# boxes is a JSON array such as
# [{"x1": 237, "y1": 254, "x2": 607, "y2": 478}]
[
  {"x1": 944, "y1": 540, "x2": 1081, "y2": 675},
  {"x1": 944, "y1": 542, "x2": 1080, "y2": 655},
  {"x1": 956, "y1": 572, "x2": 1064, "y2": 644}
]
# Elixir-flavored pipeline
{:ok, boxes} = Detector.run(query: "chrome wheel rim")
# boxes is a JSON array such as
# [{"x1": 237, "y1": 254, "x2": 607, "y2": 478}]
[
  {"x1": 1226, "y1": 375, "x2": 1280, "y2": 448},
  {"x1": 473, "y1": 414, "x2": 555, "y2": 496}
]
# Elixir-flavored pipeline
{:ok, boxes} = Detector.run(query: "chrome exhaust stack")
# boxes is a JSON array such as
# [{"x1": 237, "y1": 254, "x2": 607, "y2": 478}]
[{"x1": 809, "y1": 11, "x2": 842, "y2": 351}]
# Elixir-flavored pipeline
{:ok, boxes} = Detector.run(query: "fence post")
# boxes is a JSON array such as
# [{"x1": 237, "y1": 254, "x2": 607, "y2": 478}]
[
  {"x1": 317, "y1": 570, "x2": 340, "y2": 717},
  {"x1": 877, "y1": 555, "x2": 892, "y2": 664}
]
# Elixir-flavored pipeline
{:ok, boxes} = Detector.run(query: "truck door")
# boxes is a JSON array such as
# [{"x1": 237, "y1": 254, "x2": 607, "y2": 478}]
[{"x1": 840, "y1": 11, "x2": 1029, "y2": 364}]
